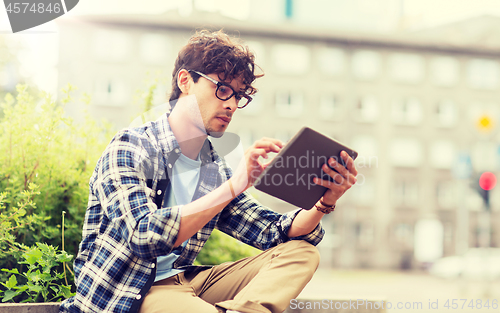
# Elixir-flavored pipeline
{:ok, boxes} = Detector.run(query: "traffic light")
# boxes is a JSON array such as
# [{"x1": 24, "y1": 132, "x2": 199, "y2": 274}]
[{"x1": 475, "y1": 172, "x2": 497, "y2": 209}]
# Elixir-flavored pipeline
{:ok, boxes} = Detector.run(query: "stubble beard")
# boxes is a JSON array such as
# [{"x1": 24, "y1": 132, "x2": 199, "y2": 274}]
[{"x1": 205, "y1": 122, "x2": 226, "y2": 138}]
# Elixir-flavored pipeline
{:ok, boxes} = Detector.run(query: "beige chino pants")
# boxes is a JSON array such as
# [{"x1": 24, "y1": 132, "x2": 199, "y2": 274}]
[{"x1": 139, "y1": 240, "x2": 320, "y2": 313}]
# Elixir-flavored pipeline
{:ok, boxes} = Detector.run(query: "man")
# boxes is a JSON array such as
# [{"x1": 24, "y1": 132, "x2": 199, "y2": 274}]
[{"x1": 60, "y1": 30, "x2": 357, "y2": 313}]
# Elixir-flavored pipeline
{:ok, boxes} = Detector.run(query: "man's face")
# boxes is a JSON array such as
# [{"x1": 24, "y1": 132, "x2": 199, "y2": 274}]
[{"x1": 187, "y1": 72, "x2": 244, "y2": 138}]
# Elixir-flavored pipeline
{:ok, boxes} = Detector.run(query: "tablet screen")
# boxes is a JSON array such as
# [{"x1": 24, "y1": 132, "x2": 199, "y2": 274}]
[{"x1": 254, "y1": 127, "x2": 358, "y2": 209}]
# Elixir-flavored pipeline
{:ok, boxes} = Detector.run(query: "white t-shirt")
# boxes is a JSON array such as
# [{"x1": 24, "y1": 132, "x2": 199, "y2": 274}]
[{"x1": 155, "y1": 152, "x2": 201, "y2": 282}]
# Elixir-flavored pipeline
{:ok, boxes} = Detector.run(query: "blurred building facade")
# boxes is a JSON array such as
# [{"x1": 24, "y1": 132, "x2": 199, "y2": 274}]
[{"x1": 56, "y1": 10, "x2": 500, "y2": 270}]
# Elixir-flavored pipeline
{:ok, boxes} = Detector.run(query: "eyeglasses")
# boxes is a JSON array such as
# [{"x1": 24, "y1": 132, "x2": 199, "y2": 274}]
[{"x1": 188, "y1": 70, "x2": 252, "y2": 109}]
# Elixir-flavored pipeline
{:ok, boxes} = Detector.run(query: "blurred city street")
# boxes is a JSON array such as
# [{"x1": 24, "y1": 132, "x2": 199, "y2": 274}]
[{"x1": 300, "y1": 269, "x2": 500, "y2": 313}]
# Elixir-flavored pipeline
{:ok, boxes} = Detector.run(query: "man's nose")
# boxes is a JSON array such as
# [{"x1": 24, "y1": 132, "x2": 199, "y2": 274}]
[{"x1": 224, "y1": 96, "x2": 238, "y2": 111}]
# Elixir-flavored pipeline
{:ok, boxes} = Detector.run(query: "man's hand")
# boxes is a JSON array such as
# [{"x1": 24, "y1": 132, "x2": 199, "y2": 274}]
[
  {"x1": 231, "y1": 137, "x2": 284, "y2": 194},
  {"x1": 313, "y1": 151, "x2": 358, "y2": 206}
]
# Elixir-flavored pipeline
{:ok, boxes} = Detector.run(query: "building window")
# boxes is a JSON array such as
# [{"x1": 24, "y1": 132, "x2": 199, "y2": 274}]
[
  {"x1": 389, "y1": 138, "x2": 423, "y2": 167},
  {"x1": 351, "y1": 50, "x2": 381, "y2": 81},
  {"x1": 319, "y1": 94, "x2": 342, "y2": 120},
  {"x1": 351, "y1": 135, "x2": 378, "y2": 169},
  {"x1": 355, "y1": 222, "x2": 375, "y2": 247},
  {"x1": 139, "y1": 34, "x2": 170, "y2": 65},
  {"x1": 351, "y1": 177, "x2": 375, "y2": 205},
  {"x1": 275, "y1": 130, "x2": 293, "y2": 144},
  {"x1": 435, "y1": 100, "x2": 458, "y2": 128},
  {"x1": 389, "y1": 53, "x2": 425, "y2": 84},
  {"x1": 393, "y1": 223, "x2": 414, "y2": 248},
  {"x1": 317, "y1": 47, "x2": 345, "y2": 76},
  {"x1": 246, "y1": 40, "x2": 266, "y2": 67},
  {"x1": 92, "y1": 29, "x2": 131, "y2": 62},
  {"x1": 436, "y1": 181, "x2": 457, "y2": 209},
  {"x1": 430, "y1": 56, "x2": 459, "y2": 87},
  {"x1": 429, "y1": 140, "x2": 456, "y2": 169},
  {"x1": 272, "y1": 44, "x2": 310, "y2": 75},
  {"x1": 467, "y1": 58, "x2": 500, "y2": 90},
  {"x1": 393, "y1": 181, "x2": 419, "y2": 207},
  {"x1": 471, "y1": 141, "x2": 498, "y2": 172},
  {"x1": 94, "y1": 78, "x2": 129, "y2": 106},
  {"x1": 391, "y1": 97, "x2": 423, "y2": 125},
  {"x1": 467, "y1": 188, "x2": 483, "y2": 212},
  {"x1": 275, "y1": 91, "x2": 304, "y2": 117},
  {"x1": 241, "y1": 92, "x2": 263, "y2": 116},
  {"x1": 354, "y1": 95, "x2": 379, "y2": 123},
  {"x1": 237, "y1": 129, "x2": 256, "y2": 149},
  {"x1": 443, "y1": 222, "x2": 453, "y2": 245}
]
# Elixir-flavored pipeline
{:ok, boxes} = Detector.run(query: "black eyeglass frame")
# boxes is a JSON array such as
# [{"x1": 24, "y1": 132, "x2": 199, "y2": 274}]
[{"x1": 188, "y1": 70, "x2": 252, "y2": 109}]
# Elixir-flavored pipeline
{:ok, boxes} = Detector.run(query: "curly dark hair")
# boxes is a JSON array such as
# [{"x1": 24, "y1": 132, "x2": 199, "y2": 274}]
[{"x1": 169, "y1": 29, "x2": 263, "y2": 103}]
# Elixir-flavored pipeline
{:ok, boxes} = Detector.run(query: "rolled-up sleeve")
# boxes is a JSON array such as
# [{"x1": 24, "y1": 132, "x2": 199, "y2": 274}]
[
  {"x1": 277, "y1": 208, "x2": 324, "y2": 245},
  {"x1": 216, "y1": 191, "x2": 324, "y2": 251}
]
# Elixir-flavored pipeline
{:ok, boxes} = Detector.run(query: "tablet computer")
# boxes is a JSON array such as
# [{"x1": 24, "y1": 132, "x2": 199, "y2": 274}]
[{"x1": 254, "y1": 127, "x2": 358, "y2": 209}]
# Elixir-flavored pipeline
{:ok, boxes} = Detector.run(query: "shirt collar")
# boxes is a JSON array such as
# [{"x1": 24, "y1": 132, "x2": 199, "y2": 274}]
[{"x1": 155, "y1": 109, "x2": 222, "y2": 165}]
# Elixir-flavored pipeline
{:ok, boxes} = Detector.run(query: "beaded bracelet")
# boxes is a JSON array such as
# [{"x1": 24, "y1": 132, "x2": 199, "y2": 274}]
[{"x1": 314, "y1": 199, "x2": 336, "y2": 214}]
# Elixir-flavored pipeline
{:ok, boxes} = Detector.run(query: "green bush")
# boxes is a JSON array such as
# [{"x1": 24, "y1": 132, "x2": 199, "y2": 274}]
[
  {"x1": 195, "y1": 229, "x2": 260, "y2": 265},
  {"x1": 0, "y1": 84, "x2": 112, "y2": 272}
]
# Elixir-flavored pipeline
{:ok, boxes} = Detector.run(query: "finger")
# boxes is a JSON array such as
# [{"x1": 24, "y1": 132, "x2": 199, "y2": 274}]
[
  {"x1": 327, "y1": 157, "x2": 349, "y2": 179},
  {"x1": 322, "y1": 164, "x2": 345, "y2": 185},
  {"x1": 253, "y1": 139, "x2": 282, "y2": 153},
  {"x1": 261, "y1": 137, "x2": 285, "y2": 147},
  {"x1": 341, "y1": 151, "x2": 358, "y2": 176},
  {"x1": 313, "y1": 177, "x2": 345, "y2": 191},
  {"x1": 249, "y1": 148, "x2": 268, "y2": 161}
]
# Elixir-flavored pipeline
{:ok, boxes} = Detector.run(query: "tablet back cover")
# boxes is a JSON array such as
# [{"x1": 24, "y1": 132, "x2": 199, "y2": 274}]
[{"x1": 254, "y1": 127, "x2": 358, "y2": 209}]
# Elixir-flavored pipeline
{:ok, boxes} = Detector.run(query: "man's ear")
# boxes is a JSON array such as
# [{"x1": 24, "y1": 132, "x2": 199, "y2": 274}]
[{"x1": 177, "y1": 69, "x2": 192, "y2": 95}]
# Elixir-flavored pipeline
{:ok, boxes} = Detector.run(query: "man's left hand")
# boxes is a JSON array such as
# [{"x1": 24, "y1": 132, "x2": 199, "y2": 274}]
[{"x1": 313, "y1": 151, "x2": 358, "y2": 206}]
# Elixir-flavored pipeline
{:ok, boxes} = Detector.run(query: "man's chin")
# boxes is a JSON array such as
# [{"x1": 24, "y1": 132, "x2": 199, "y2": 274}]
[{"x1": 208, "y1": 130, "x2": 225, "y2": 138}]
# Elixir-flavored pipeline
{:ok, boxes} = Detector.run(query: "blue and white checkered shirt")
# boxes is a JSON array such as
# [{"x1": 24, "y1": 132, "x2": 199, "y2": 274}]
[{"x1": 59, "y1": 110, "x2": 324, "y2": 313}]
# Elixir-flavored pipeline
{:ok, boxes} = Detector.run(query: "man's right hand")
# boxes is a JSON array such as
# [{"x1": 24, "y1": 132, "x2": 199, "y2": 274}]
[{"x1": 231, "y1": 137, "x2": 284, "y2": 195}]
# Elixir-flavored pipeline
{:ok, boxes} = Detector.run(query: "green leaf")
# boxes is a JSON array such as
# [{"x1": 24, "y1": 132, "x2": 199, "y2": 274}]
[
  {"x1": 23, "y1": 248, "x2": 43, "y2": 265},
  {"x1": 57, "y1": 252, "x2": 73, "y2": 263},
  {"x1": 20, "y1": 297, "x2": 34, "y2": 303},
  {"x1": 27, "y1": 270, "x2": 41, "y2": 283},
  {"x1": 60, "y1": 285, "x2": 75, "y2": 299},
  {"x1": 1, "y1": 268, "x2": 19, "y2": 275},
  {"x1": 39, "y1": 272, "x2": 52, "y2": 281},
  {"x1": 5, "y1": 274, "x2": 17, "y2": 289},
  {"x1": 28, "y1": 284, "x2": 42, "y2": 293},
  {"x1": 2, "y1": 290, "x2": 20, "y2": 302}
]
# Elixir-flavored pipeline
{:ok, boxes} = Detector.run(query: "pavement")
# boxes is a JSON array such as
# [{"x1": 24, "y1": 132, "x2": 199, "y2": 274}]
[{"x1": 298, "y1": 269, "x2": 500, "y2": 313}]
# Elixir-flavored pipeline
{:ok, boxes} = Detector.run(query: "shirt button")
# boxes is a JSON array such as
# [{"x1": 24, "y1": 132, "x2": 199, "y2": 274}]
[
  {"x1": 151, "y1": 263, "x2": 155, "y2": 268},
  {"x1": 168, "y1": 163, "x2": 172, "y2": 169},
  {"x1": 157, "y1": 190, "x2": 162, "y2": 195},
  {"x1": 276, "y1": 222, "x2": 281, "y2": 227},
  {"x1": 174, "y1": 149, "x2": 180, "y2": 154},
  {"x1": 136, "y1": 294, "x2": 142, "y2": 300}
]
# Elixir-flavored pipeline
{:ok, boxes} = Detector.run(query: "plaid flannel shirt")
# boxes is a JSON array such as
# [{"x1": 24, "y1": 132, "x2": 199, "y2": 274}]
[{"x1": 59, "y1": 111, "x2": 324, "y2": 313}]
